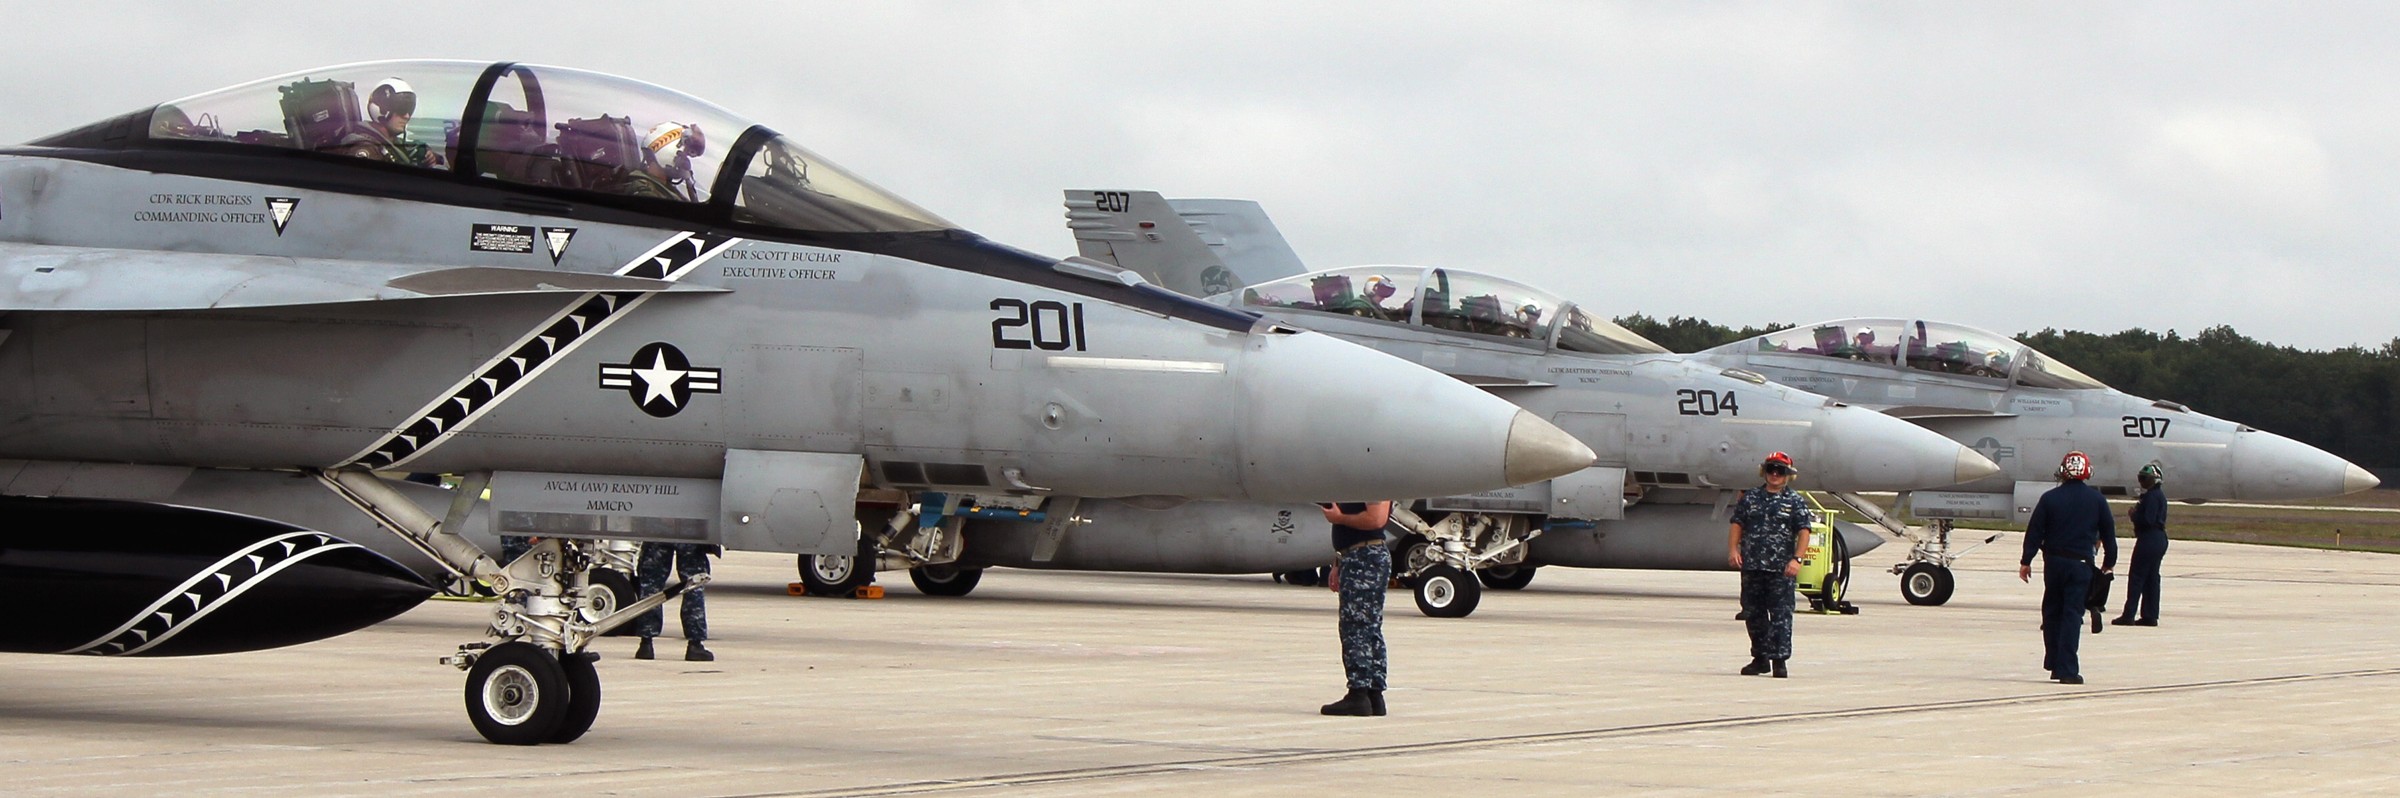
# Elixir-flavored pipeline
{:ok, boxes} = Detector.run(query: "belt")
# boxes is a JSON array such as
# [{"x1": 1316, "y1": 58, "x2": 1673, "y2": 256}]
[{"x1": 1339, "y1": 540, "x2": 1385, "y2": 553}]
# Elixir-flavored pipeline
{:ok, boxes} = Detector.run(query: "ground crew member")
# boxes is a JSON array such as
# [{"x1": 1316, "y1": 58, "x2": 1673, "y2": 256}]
[
  {"x1": 1319, "y1": 500, "x2": 1392, "y2": 716},
  {"x1": 633, "y1": 541, "x2": 714, "y2": 662},
  {"x1": 1728, "y1": 452, "x2": 1811, "y2": 678},
  {"x1": 2020, "y1": 451, "x2": 2117, "y2": 684},
  {"x1": 2114, "y1": 463, "x2": 2169, "y2": 627}
]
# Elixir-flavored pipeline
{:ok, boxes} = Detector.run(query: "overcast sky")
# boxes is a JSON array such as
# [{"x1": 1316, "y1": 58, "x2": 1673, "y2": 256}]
[{"x1": 3, "y1": 2, "x2": 2389, "y2": 350}]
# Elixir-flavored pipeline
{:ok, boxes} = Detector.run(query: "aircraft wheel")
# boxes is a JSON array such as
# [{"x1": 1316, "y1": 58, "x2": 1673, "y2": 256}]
[
  {"x1": 1394, "y1": 536, "x2": 1435, "y2": 587},
  {"x1": 1477, "y1": 565, "x2": 1537, "y2": 590},
  {"x1": 548, "y1": 652, "x2": 602, "y2": 744},
  {"x1": 589, "y1": 569, "x2": 639, "y2": 636},
  {"x1": 465, "y1": 641, "x2": 569, "y2": 745},
  {"x1": 1414, "y1": 564, "x2": 1482, "y2": 618},
  {"x1": 797, "y1": 536, "x2": 875, "y2": 598},
  {"x1": 908, "y1": 564, "x2": 983, "y2": 597},
  {"x1": 1900, "y1": 562, "x2": 1954, "y2": 606}
]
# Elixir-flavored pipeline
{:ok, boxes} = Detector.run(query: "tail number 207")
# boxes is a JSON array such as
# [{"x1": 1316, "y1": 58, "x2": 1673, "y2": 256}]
[{"x1": 991, "y1": 299, "x2": 1089, "y2": 351}]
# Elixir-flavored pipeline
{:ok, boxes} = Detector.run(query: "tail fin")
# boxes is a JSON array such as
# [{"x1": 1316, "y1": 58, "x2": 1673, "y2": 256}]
[
  {"x1": 1162, "y1": 198, "x2": 1309, "y2": 287},
  {"x1": 1063, "y1": 189, "x2": 1240, "y2": 298}
]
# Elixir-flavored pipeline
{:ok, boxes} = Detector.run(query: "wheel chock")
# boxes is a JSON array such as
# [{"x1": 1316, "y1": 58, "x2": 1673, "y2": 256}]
[{"x1": 783, "y1": 582, "x2": 886, "y2": 599}]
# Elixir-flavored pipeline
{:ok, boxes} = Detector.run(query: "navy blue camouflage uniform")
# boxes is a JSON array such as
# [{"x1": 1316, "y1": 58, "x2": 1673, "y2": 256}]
[
  {"x1": 2022, "y1": 480, "x2": 2117, "y2": 680},
  {"x1": 1331, "y1": 506, "x2": 1389, "y2": 691},
  {"x1": 1732, "y1": 487, "x2": 1813, "y2": 661},
  {"x1": 634, "y1": 541, "x2": 710, "y2": 641},
  {"x1": 2119, "y1": 484, "x2": 2169, "y2": 622}
]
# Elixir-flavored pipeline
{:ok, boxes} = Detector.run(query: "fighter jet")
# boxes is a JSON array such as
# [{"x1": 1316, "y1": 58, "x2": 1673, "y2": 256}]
[
  {"x1": 863, "y1": 190, "x2": 1999, "y2": 618},
  {"x1": 1692, "y1": 319, "x2": 2379, "y2": 604},
  {"x1": 1096, "y1": 192, "x2": 2378, "y2": 609},
  {"x1": 0, "y1": 61, "x2": 1591, "y2": 744}
]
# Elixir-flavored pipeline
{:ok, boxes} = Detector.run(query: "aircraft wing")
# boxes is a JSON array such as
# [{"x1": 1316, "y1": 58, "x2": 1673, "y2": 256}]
[{"x1": 0, "y1": 241, "x2": 724, "y2": 312}]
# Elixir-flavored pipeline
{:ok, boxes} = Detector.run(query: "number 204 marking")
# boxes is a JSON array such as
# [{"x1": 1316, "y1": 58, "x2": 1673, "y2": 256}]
[
  {"x1": 991, "y1": 299, "x2": 1089, "y2": 351},
  {"x1": 1676, "y1": 389, "x2": 1739, "y2": 416},
  {"x1": 2122, "y1": 416, "x2": 2170, "y2": 438}
]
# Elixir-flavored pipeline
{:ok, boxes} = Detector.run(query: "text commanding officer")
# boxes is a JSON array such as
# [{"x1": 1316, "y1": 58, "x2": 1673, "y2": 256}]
[
  {"x1": 2114, "y1": 463, "x2": 2169, "y2": 627},
  {"x1": 1728, "y1": 452, "x2": 1812, "y2": 678},
  {"x1": 2019, "y1": 451, "x2": 2118, "y2": 684}
]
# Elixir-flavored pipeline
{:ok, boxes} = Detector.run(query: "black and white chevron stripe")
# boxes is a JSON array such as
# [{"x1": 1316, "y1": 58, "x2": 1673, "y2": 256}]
[
  {"x1": 339, "y1": 231, "x2": 739, "y2": 469},
  {"x1": 63, "y1": 532, "x2": 358, "y2": 656}
]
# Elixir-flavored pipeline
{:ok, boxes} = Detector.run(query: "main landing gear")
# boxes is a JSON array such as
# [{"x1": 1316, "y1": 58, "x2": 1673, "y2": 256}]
[{"x1": 316, "y1": 469, "x2": 700, "y2": 745}]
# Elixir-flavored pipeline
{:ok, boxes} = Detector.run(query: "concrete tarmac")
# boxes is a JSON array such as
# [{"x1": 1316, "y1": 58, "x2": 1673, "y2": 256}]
[{"x1": 4, "y1": 539, "x2": 2396, "y2": 796}]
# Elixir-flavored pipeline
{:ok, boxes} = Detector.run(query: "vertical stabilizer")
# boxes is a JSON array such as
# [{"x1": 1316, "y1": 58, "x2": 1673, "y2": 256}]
[
  {"x1": 1164, "y1": 198, "x2": 1309, "y2": 287},
  {"x1": 1062, "y1": 189, "x2": 1243, "y2": 299}
]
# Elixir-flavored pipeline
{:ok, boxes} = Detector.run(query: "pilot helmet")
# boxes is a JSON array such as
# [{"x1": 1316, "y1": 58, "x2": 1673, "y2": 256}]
[
  {"x1": 2057, "y1": 451, "x2": 2093, "y2": 481},
  {"x1": 644, "y1": 121, "x2": 705, "y2": 164},
  {"x1": 368, "y1": 78, "x2": 417, "y2": 122},
  {"x1": 2138, "y1": 462, "x2": 2164, "y2": 484},
  {"x1": 1760, "y1": 451, "x2": 1798, "y2": 477},
  {"x1": 1364, "y1": 274, "x2": 1396, "y2": 299}
]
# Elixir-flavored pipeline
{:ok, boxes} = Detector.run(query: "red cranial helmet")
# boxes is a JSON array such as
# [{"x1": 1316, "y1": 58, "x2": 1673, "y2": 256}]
[
  {"x1": 2058, "y1": 451, "x2": 2093, "y2": 481},
  {"x1": 1761, "y1": 451, "x2": 1797, "y2": 476}
]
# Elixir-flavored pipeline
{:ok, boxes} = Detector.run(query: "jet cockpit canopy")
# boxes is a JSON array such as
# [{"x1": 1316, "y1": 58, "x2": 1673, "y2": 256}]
[
  {"x1": 1746, "y1": 318, "x2": 2108, "y2": 390},
  {"x1": 118, "y1": 60, "x2": 952, "y2": 234},
  {"x1": 1232, "y1": 265, "x2": 1669, "y2": 355}
]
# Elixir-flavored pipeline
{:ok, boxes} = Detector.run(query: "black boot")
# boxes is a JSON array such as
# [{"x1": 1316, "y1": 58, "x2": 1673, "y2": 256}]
[
  {"x1": 1369, "y1": 690, "x2": 1386, "y2": 716},
  {"x1": 634, "y1": 636, "x2": 655, "y2": 660},
  {"x1": 1740, "y1": 657, "x2": 1769, "y2": 676},
  {"x1": 685, "y1": 640, "x2": 714, "y2": 662},
  {"x1": 1320, "y1": 688, "x2": 1376, "y2": 716},
  {"x1": 1771, "y1": 659, "x2": 1788, "y2": 678},
  {"x1": 2091, "y1": 612, "x2": 2105, "y2": 634}
]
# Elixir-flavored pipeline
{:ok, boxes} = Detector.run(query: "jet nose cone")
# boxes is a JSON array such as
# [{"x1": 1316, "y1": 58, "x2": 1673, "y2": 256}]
[
  {"x1": 1810, "y1": 406, "x2": 2002, "y2": 491},
  {"x1": 1506, "y1": 409, "x2": 1600, "y2": 486},
  {"x1": 2229, "y1": 431, "x2": 2375, "y2": 500},
  {"x1": 1955, "y1": 446, "x2": 2002, "y2": 484},
  {"x1": 2347, "y1": 464, "x2": 2381, "y2": 494},
  {"x1": 1238, "y1": 332, "x2": 1581, "y2": 501}
]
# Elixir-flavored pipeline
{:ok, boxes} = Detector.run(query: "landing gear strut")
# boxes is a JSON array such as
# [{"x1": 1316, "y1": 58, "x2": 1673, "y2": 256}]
[
  {"x1": 1824, "y1": 494, "x2": 2002, "y2": 609},
  {"x1": 315, "y1": 468, "x2": 699, "y2": 745}
]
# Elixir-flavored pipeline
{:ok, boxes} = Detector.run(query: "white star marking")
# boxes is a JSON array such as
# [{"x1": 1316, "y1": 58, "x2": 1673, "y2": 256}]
[{"x1": 630, "y1": 350, "x2": 687, "y2": 407}]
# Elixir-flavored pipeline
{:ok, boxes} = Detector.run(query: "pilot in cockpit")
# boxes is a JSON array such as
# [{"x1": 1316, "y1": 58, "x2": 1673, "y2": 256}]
[
  {"x1": 337, "y1": 78, "x2": 443, "y2": 168},
  {"x1": 616, "y1": 121, "x2": 705, "y2": 202},
  {"x1": 1361, "y1": 274, "x2": 1405, "y2": 319}
]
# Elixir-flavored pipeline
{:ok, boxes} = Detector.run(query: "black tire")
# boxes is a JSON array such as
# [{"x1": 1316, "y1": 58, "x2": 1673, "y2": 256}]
[
  {"x1": 465, "y1": 641, "x2": 569, "y2": 745},
  {"x1": 908, "y1": 564, "x2": 983, "y2": 597},
  {"x1": 797, "y1": 535, "x2": 876, "y2": 598},
  {"x1": 1477, "y1": 565, "x2": 1537, "y2": 591},
  {"x1": 590, "y1": 569, "x2": 639, "y2": 637},
  {"x1": 1414, "y1": 564, "x2": 1482, "y2": 618},
  {"x1": 1818, "y1": 531, "x2": 1850, "y2": 607},
  {"x1": 1901, "y1": 562, "x2": 1955, "y2": 606},
  {"x1": 548, "y1": 653, "x2": 602, "y2": 744}
]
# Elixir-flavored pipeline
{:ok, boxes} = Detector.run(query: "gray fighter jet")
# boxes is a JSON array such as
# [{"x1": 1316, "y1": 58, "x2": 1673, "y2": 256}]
[
  {"x1": 871, "y1": 190, "x2": 2000, "y2": 618},
  {"x1": 1099, "y1": 192, "x2": 2378, "y2": 609},
  {"x1": 0, "y1": 61, "x2": 1594, "y2": 744},
  {"x1": 1692, "y1": 319, "x2": 2379, "y2": 604}
]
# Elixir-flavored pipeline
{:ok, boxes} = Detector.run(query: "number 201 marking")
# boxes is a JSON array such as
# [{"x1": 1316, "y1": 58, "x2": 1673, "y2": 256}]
[
  {"x1": 2122, "y1": 416, "x2": 2170, "y2": 438},
  {"x1": 1677, "y1": 389, "x2": 1739, "y2": 416},
  {"x1": 991, "y1": 299, "x2": 1088, "y2": 351}
]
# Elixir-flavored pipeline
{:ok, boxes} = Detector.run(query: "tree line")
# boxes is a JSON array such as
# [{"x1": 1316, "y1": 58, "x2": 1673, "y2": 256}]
[{"x1": 1614, "y1": 314, "x2": 2400, "y2": 470}]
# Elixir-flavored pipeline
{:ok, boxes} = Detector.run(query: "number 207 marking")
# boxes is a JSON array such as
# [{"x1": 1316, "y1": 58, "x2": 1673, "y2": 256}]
[
  {"x1": 2122, "y1": 416, "x2": 2170, "y2": 438},
  {"x1": 991, "y1": 299, "x2": 1088, "y2": 351}
]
